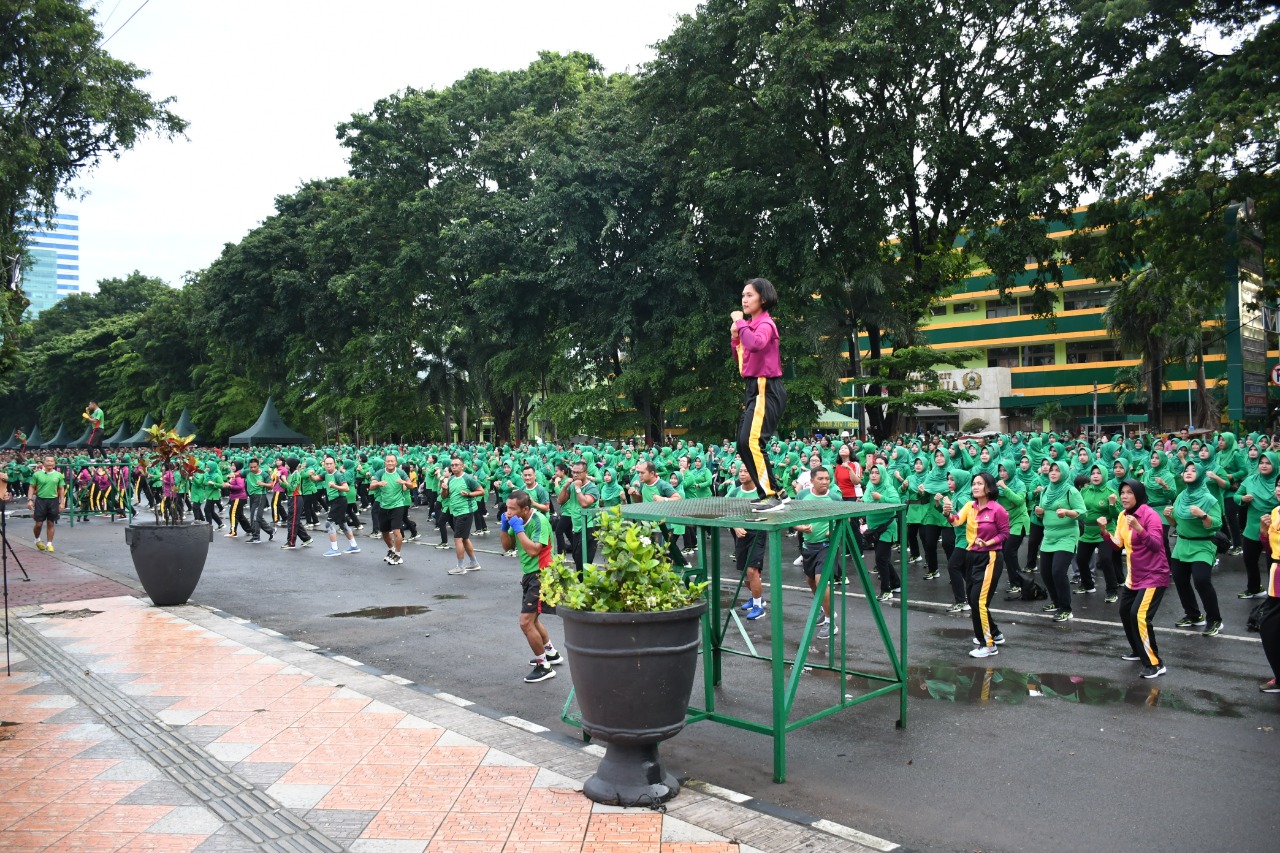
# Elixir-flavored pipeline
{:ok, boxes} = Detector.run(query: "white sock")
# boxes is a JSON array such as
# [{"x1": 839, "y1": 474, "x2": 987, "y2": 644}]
[{"x1": 752, "y1": 597, "x2": 763, "y2": 607}]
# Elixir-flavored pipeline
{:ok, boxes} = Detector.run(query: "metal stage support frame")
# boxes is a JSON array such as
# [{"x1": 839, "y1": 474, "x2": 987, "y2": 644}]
[{"x1": 561, "y1": 496, "x2": 907, "y2": 783}]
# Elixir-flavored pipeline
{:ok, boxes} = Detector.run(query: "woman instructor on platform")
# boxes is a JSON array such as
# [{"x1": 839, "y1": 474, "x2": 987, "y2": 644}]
[{"x1": 732, "y1": 277, "x2": 788, "y2": 513}]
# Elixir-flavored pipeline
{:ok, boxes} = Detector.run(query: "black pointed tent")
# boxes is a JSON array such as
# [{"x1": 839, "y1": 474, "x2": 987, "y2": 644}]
[
  {"x1": 24, "y1": 425, "x2": 43, "y2": 448},
  {"x1": 118, "y1": 414, "x2": 157, "y2": 448},
  {"x1": 173, "y1": 409, "x2": 198, "y2": 443},
  {"x1": 228, "y1": 398, "x2": 310, "y2": 446},
  {"x1": 41, "y1": 423, "x2": 72, "y2": 448},
  {"x1": 67, "y1": 425, "x2": 93, "y2": 448},
  {"x1": 0, "y1": 425, "x2": 22, "y2": 450},
  {"x1": 101, "y1": 421, "x2": 131, "y2": 447}
]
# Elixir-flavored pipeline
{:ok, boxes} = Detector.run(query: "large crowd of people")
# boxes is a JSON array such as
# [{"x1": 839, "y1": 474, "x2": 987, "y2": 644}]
[{"x1": 2, "y1": 425, "x2": 1279, "y2": 693}]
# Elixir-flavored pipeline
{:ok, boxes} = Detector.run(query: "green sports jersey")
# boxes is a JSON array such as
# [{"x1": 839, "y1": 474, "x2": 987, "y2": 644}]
[
  {"x1": 324, "y1": 471, "x2": 349, "y2": 502},
  {"x1": 516, "y1": 510, "x2": 552, "y2": 575},
  {"x1": 560, "y1": 480, "x2": 601, "y2": 531},
  {"x1": 443, "y1": 473, "x2": 481, "y2": 516},
  {"x1": 794, "y1": 488, "x2": 844, "y2": 542},
  {"x1": 30, "y1": 469, "x2": 65, "y2": 499},
  {"x1": 245, "y1": 469, "x2": 272, "y2": 496},
  {"x1": 372, "y1": 467, "x2": 412, "y2": 508},
  {"x1": 639, "y1": 479, "x2": 676, "y2": 502}
]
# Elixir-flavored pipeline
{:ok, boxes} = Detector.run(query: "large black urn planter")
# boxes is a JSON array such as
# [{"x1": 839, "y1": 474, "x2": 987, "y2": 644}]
[
  {"x1": 124, "y1": 523, "x2": 213, "y2": 606},
  {"x1": 560, "y1": 601, "x2": 707, "y2": 806}
]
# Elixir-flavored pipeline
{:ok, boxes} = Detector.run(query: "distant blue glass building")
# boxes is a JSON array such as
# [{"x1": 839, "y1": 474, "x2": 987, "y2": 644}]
[{"x1": 20, "y1": 211, "x2": 80, "y2": 318}]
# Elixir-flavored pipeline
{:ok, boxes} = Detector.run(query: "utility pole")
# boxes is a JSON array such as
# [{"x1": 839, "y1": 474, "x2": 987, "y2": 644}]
[{"x1": 1093, "y1": 382, "x2": 1098, "y2": 438}]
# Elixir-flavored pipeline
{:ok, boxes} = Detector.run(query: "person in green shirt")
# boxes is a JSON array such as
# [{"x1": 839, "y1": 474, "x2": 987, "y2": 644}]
[
  {"x1": 442, "y1": 456, "x2": 484, "y2": 575},
  {"x1": 245, "y1": 458, "x2": 276, "y2": 543},
  {"x1": 626, "y1": 459, "x2": 689, "y2": 571},
  {"x1": 558, "y1": 460, "x2": 601, "y2": 576},
  {"x1": 370, "y1": 454, "x2": 412, "y2": 565},
  {"x1": 501, "y1": 489, "x2": 561, "y2": 683},
  {"x1": 1166, "y1": 459, "x2": 1224, "y2": 635},
  {"x1": 1075, "y1": 462, "x2": 1120, "y2": 600},
  {"x1": 792, "y1": 467, "x2": 845, "y2": 639},
  {"x1": 84, "y1": 400, "x2": 105, "y2": 459},
  {"x1": 27, "y1": 455, "x2": 67, "y2": 551},
  {"x1": 319, "y1": 454, "x2": 361, "y2": 556},
  {"x1": 280, "y1": 458, "x2": 314, "y2": 550},
  {"x1": 1236, "y1": 450, "x2": 1279, "y2": 599},
  {"x1": 1036, "y1": 460, "x2": 1086, "y2": 621}
]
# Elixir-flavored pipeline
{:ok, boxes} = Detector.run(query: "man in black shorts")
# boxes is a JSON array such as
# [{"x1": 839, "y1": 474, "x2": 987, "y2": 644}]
[
  {"x1": 28, "y1": 455, "x2": 67, "y2": 552},
  {"x1": 500, "y1": 490, "x2": 561, "y2": 684},
  {"x1": 727, "y1": 468, "x2": 768, "y2": 621}
]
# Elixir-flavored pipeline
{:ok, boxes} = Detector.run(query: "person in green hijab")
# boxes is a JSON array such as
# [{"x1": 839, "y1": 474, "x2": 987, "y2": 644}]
[
  {"x1": 1237, "y1": 450, "x2": 1280, "y2": 600},
  {"x1": 1216, "y1": 431, "x2": 1248, "y2": 553},
  {"x1": 943, "y1": 468, "x2": 974, "y2": 612},
  {"x1": 917, "y1": 449, "x2": 952, "y2": 581},
  {"x1": 1076, "y1": 462, "x2": 1121, "y2": 601},
  {"x1": 1167, "y1": 458, "x2": 1225, "y2": 636},
  {"x1": 1036, "y1": 460, "x2": 1086, "y2": 620},
  {"x1": 863, "y1": 464, "x2": 902, "y2": 601},
  {"x1": 1141, "y1": 450, "x2": 1177, "y2": 556}
]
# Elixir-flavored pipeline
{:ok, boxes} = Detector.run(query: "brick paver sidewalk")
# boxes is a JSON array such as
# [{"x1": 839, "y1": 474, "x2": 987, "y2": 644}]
[{"x1": 1, "y1": 595, "x2": 886, "y2": 853}]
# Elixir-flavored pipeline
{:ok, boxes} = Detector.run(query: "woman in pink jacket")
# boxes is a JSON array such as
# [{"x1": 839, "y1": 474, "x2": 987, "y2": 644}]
[{"x1": 1100, "y1": 479, "x2": 1170, "y2": 679}]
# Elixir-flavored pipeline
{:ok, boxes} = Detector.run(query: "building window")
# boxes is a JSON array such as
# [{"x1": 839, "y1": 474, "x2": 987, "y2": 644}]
[
  {"x1": 988, "y1": 346, "x2": 1020, "y2": 368},
  {"x1": 986, "y1": 300, "x2": 1017, "y2": 319},
  {"x1": 1065, "y1": 340, "x2": 1121, "y2": 364},
  {"x1": 953, "y1": 302, "x2": 979, "y2": 314},
  {"x1": 1063, "y1": 288, "x2": 1115, "y2": 311},
  {"x1": 930, "y1": 304, "x2": 948, "y2": 317},
  {"x1": 1022, "y1": 344, "x2": 1056, "y2": 367}
]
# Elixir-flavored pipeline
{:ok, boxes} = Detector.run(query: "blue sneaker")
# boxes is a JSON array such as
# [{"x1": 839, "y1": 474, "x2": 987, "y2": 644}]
[
  {"x1": 745, "y1": 604, "x2": 766, "y2": 620},
  {"x1": 322, "y1": 548, "x2": 342, "y2": 557},
  {"x1": 345, "y1": 545, "x2": 361, "y2": 554},
  {"x1": 740, "y1": 600, "x2": 753, "y2": 611}
]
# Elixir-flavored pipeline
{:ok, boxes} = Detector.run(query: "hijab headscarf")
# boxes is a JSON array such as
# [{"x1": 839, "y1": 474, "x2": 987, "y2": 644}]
[{"x1": 1173, "y1": 460, "x2": 1216, "y2": 520}]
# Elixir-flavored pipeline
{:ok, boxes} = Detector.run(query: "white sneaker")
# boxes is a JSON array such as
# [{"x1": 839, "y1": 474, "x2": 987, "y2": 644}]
[{"x1": 792, "y1": 555, "x2": 804, "y2": 566}]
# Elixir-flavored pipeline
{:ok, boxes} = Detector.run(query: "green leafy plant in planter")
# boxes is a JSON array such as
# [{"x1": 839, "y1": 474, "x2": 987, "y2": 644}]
[
  {"x1": 125, "y1": 424, "x2": 210, "y2": 606},
  {"x1": 143, "y1": 425, "x2": 199, "y2": 525},
  {"x1": 540, "y1": 507, "x2": 707, "y2": 612},
  {"x1": 540, "y1": 506, "x2": 709, "y2": 807}
]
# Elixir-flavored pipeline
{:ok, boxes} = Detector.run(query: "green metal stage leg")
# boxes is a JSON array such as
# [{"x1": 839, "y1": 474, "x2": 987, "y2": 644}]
[
  {"x1": 710, "y1": 526, "x2": 723, "y2": 686},
  {"x1": 768, "y1": 530, "x2": 786, "y2": 783},
  {"x1": 699, "y1": 526, "x2": 716, "y2": 711},
  {"x1": 898, "y1": 508, "x2": 909, "y2": 727}
]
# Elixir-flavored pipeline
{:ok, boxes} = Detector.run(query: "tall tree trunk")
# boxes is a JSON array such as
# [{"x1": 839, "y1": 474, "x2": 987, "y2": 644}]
[
  {"x1": 460, "y1": 405, "x2": 469, "y2": 444},
  {"x1": 866, "y1": 324, "x2": 885, "y2": 438}
]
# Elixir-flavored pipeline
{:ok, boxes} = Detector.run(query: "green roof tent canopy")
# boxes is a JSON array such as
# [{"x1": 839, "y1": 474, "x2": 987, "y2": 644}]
[
  {"x1": 67, "y1": 425, "x2": 93, "y2": 448},
  {"x1": 118, "y1": 414, "x2": 157, "y2": 448},
  {"x1": 0, "y1": 425, "x2": 22, "y2": 450},
  {"x1": 41, "y1": 423, "x2": 72, "y2": 448},
  {"x1": 815, "y1": 404, "x2": 857, "y2": 429},
  {"x1": 100, "y1": 421, "x2": 131, "y2": 447},
  {"x1": 173, "y1": 409, "x2": 197, "y2": 443},
  {"x1": 228, "y1": 398, "x2": 311, "y2": 446}
]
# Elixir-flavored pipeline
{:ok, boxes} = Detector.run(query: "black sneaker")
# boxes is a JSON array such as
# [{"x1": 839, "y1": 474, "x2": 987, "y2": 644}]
[
  {"x1": 530, "y1": 651, "x2": 565, "y2": 666},
  {"x1": 1140, "y1": 664, "x2": 1166, "y2": 679},
  {"x1": 1073, "y1": 586, "x2": 1097, "y2": 595},
  {"x1": 1041, "y1": 603, "x2": 1059, "y2": 613},
  {"x1": 1202, "y1": 620, "x2": 1223, "y2": 637},
  {"x1": 1104, "y1": 593, "x2": 1119, "y2": 604},
  {"x1": 1053, "y1": 610, "x2": 1073, "y2": 622},
  {"x1": 972, "y1": 633, "x2": 1006, "y2": 645},
  {"x1": 1121, "y1": 653, "x2": 1143, "y2": 662},
  {"x1": 750, "y1": 495, "x2": 791, "y2": 513},
  {"x1": 1175, "y1": 615, "x2": 1207, "y2": 628},
  {"x1": 1238, "y1": 589, "x2": 1268, "y2": 599},
  {"x1": 524, "y1": 664, "x2": 556, "y2": 683},
  {"x1": 923, "y1": 571, "x2": 940, "y2": 580}
]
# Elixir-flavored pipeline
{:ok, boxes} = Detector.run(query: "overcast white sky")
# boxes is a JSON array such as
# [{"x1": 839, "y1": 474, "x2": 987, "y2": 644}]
[{"x1": 69, "y1": 0, "x2": 700, "y2": 291}]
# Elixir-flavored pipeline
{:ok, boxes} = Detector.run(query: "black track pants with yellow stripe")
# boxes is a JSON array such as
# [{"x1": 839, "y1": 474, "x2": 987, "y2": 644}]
[
  {"x1": 967, "y1": 549, "x2": 1004, "y2": 647},
  {"x1": 737, "y1": 376, "x2": 786, "y2": 498}
]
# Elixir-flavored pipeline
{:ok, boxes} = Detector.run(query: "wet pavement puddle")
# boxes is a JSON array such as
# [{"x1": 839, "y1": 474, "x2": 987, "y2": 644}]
[{"x1": 327, "y1": 605, "x2": 430, "y2": 619}]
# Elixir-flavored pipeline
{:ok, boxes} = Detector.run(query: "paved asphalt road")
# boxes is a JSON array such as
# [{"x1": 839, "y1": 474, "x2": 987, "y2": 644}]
[{"x1": 21, "y1": 507, "x2": 1280, "y2": 853}]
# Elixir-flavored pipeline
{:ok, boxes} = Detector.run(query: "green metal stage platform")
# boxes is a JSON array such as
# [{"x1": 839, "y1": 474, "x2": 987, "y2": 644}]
[{"x1": 562, "y1": 496, "x2": 908, "y2": 783}]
